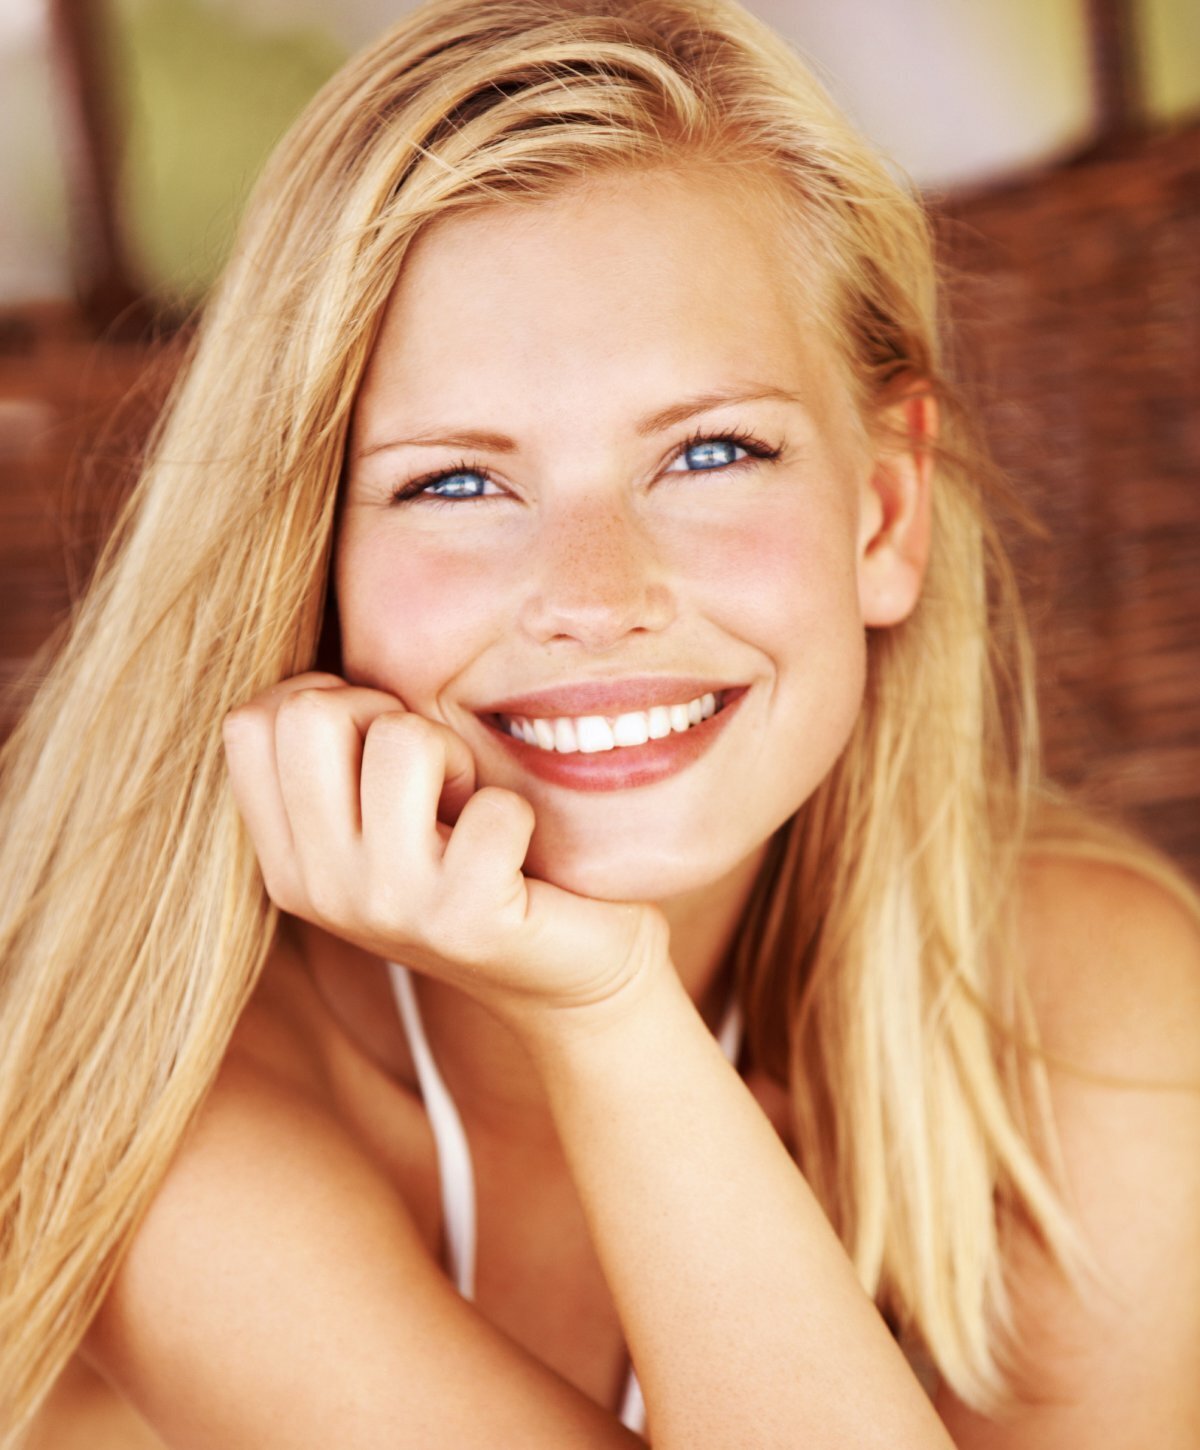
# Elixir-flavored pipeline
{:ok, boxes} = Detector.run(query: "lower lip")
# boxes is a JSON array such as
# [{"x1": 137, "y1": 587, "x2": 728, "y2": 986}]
[{"x1": 482, "y1": 690, "x2": 746, "y2": 792}]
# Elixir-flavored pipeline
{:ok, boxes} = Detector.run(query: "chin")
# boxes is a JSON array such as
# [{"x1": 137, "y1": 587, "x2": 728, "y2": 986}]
[{"x1": 522, "y1": 830, "x2": 734, "y2": 904}]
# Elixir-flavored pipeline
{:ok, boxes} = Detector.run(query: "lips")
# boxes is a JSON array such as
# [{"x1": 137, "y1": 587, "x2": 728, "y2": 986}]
[
  {"x1": 482, "y1": 676, "x2": 735, "y2": 718},
  {"x1": 477, "y1": 683, "x2": 746, "y2": 791},
  {"x1": 495, "y1": 689, "x2": 721, "y2": 754}
]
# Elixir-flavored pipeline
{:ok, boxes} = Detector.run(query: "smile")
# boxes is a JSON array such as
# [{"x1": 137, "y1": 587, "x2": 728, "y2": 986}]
[
  {"x1": 481, "y1": 685, "x2": 745, "y2": 792},
  {"x1": 495, "y1": 690, "x2": 721, "y2": 755}
]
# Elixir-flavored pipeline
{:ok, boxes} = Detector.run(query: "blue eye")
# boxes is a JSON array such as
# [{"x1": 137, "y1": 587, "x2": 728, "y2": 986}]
[
  {"x1": 424, "y1": 470, "x2": 494, "y2": 498},
  {"x1": 665, "y1": 431, "x2": 779, "y2": 476},
  {"x1": 390, "y1": 429, "x2": 781, "y2": 506},
  {"x1": 392, "y1": 465, "x2": 501, "y2": 504},
  {"x1": 677, "y1": 438, "x2": 745, "y2": 471}
]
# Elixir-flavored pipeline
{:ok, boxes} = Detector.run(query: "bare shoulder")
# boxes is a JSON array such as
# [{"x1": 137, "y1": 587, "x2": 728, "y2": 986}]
[
  {"x1": 1014, "y1": 847, "x2": 1200, "y2": 1082},
  {"x1": 935, "y1": 848, "x2": 1200, "y2": 1448},
  {"x1": 86, "y1": 942, "x2": 632, "y2": 1450},
  {"x1": 86, "y1": 1015, "x2": 434, "y2": 1444}
]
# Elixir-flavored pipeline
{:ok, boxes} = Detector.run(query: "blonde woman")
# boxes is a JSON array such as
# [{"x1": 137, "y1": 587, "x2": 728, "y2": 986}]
[{"x1": 3, "y1": 0, "x2": 1198, "y2": 1445}]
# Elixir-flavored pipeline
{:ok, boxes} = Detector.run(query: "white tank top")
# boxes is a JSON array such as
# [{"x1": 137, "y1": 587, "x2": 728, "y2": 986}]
[{"x1": 387, "y1": 962, "x2": 743, "y2": 1436}]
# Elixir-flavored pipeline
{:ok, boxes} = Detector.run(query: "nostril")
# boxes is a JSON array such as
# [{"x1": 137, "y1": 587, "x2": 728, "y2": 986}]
[{"x1": 520, "y1": 572, "x2": 675, "y2": 648}]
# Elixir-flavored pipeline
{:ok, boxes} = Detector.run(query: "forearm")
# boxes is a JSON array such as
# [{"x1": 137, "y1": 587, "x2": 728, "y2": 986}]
[
  {"x1": 523, "y1": 963, "x2": 955, "y2": 1450},
  {"x1": 225, "y1": 680, "x2": 953, "y2": 1443}
]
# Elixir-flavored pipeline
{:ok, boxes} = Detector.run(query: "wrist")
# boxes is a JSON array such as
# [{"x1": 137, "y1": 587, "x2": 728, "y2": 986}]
[{"x1": 500, "y1": 907, "x2": 681, "y2": 1057}]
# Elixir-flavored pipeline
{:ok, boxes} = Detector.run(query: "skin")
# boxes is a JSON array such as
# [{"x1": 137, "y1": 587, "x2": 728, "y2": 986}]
[
  {"x1": 311, "y1": 164, "x2": 928, "y2": 1120},
  {"x1": 337, "y1": 166, "x2": 890, "y2": 912},
  {"x1": 65, "y1": 167, "x2": 1199, "y2": 1450}
]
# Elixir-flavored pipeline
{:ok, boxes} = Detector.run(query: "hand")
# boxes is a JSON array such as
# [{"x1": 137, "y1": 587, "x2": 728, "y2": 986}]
[{"x1": 222, "y1": 673, "x2": 669, "y2": 1026}]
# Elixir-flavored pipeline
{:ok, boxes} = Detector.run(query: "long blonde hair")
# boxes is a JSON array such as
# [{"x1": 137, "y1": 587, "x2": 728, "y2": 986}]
[{"x1": 1, "y1": 0, "x2": 1192, "y2": 1436}]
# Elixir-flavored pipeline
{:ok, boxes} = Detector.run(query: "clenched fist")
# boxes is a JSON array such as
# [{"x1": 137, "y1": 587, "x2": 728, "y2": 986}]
[{"x1": 222, "y1": 673, "x2": 669, "y2": 1029}]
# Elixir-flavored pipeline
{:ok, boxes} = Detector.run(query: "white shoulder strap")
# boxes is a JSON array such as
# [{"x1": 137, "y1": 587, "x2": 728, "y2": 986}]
[
  {"x1": 390, "y1": 961, "x2": 743, "y2": 1437},
  {"x1": 388, "y1": 962, "x2": 477, "y2": 1299}
]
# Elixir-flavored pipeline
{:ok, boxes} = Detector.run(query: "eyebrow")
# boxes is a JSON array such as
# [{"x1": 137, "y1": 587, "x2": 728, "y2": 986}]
[{"x1": 352, "y1": 385, "x2": 806, "y2": 460}]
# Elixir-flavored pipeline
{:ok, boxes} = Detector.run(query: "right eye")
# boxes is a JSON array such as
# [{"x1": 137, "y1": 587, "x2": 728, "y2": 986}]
[{"x1": 392, "y1": 465, "x2": 504, "y2": 504}]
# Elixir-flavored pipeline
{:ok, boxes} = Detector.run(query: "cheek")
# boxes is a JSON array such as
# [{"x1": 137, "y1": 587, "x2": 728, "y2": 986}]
[
  {"x1": 670, "y1": 495, "x2": 869, "y2": 785},
  {"x1": 669, "y1": 493, "x2": 864, "y2": 644},
  {"x1": 336, "y1": 529, "x2": 509, "y2": 702}
]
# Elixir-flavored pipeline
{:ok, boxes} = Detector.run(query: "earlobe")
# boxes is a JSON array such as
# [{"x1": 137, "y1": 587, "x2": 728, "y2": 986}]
[{"x1": 857, "y1": 393, "x2": 935, "y2": 628}]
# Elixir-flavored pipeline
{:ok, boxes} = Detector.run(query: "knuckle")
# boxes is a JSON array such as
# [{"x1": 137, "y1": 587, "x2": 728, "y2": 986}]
[
  {"x1": 475, "y1": 787, "x2": 534, "y2": 829},
  {"x1": 276, "y1": 686, "x2": 334, "y2": 727},
  {"x1": 265, "y1": 672, "x2": 341, "y2": 704},
  {"x1": 274, "y1": 690, "x2": 342, "y2": 753},
  {"x1": 365, "y1": 711, "x2": 431, "y2": 767},
  {"x1": 367, "y1": 709, "x2": 422, "y2": 744}
]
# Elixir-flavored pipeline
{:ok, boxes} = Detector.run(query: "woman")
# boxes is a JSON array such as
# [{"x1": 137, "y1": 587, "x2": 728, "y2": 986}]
[{"x1": 2, "y1": 0, "x2": 1197, "y2": 1445}]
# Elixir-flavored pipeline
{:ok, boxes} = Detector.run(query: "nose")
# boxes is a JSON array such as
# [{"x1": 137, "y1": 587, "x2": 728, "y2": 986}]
[{"x1": 519, "y1": 494, "x2": 676, "y2": 651}]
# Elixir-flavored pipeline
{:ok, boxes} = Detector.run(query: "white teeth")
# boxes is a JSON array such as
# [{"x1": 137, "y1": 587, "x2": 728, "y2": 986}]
[
  {"x1": 647, "y1": 706, "x2": 672, "y2": 740},
  {"x1": 500, "y1": 690, "x2": 727, "y2": 755},
  {"x1": 612, "y1": 711, "x2": 650, "y2": 747},
  {"x1": 575, "y1": 716, "x2": 615, "y2": 753}
]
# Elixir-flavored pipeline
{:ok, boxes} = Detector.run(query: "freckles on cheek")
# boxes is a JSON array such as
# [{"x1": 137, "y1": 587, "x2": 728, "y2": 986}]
[
  {"x1": 679, "y1": 512, "x2": 858, "y2": 628},
  {"x1": 338, "y1": 534, "x2": 504, "y2": 690}
]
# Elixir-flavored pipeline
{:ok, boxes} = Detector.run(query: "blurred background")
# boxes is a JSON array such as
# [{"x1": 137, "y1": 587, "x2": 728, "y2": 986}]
[{"x1": 1, "y1": 0, "x2": 1197, "y2": 876}]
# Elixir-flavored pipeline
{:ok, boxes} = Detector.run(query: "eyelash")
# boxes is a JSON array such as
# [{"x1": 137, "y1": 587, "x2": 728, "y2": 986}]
[{"x1": 388, "y1": 427, "x2": 783, "y2": 506}]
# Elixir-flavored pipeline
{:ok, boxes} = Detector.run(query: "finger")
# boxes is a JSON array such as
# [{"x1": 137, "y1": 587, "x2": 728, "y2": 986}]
[
  {"x1": 225, "y1": 674, "x2": 389, "y2": 910},
  {"x1": 359, "y1": 713, "x2": 447, "y2": 860},
  {"x1": 276, "y1": 685, "x2": 474, "y2": 825},
  {"x1": 273, "y1": 688, "x2": 369, "y2": 866},
  {"x1": 359, "y1": 711, "x2": 477, "y2": 847},
  {"x1": 224, "y1": 705, "x2": 296, "y2": 905},
  {"x1": 434, "y1": 726, "x2": 476, "y2": 826},
  {"x1": 254, "y1": 671, "x2": 346, "y2": 703},
  {"x1": 439, "y1": 787, "x2": 536, "y2": 913},
  {"x1": 272, "y1": 683, "x2": 408, "y2": 828},
  {"x1": 286, "y1": 677, "x2": 478, "y2": 827}
]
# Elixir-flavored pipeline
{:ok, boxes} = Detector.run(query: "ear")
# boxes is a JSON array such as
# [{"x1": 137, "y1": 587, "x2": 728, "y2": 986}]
[{"x1": 856, "y1": 391, "x2": 935, "y2": 628}]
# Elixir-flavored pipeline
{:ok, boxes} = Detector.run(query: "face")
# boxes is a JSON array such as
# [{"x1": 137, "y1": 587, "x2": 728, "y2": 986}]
[{"x1": 339, "y1": 167, "x2": 913, "y2": 903}]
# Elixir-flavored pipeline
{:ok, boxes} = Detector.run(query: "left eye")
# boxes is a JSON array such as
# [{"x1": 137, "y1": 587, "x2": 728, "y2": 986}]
[{"x1": 666, "y1": 437, "x2": 749, "y2": 473}]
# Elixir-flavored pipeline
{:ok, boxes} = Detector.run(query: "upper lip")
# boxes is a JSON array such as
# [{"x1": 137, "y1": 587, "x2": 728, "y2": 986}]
[{"x1": 479, "y1": 676, "x2": 739, "y2": 719}]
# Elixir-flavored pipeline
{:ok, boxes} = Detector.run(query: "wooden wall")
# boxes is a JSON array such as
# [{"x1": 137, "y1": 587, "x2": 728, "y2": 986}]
[
  {"x1": 0, "y1": 307, "x2": 167, "y2": 725},
  {"x1": 939, "y1": 124, "x2": 1199, "y2": 878},
  {"x1": 2, "y1": 125, "x2": 1197, "y2": 879}
]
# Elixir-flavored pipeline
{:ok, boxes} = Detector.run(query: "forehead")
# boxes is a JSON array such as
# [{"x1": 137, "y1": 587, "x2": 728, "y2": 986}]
[{"x1": 356, "y1": 166, "x2": 843, "y2": 427}]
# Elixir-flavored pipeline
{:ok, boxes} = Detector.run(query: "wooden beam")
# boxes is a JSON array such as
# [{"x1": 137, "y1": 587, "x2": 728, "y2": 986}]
[
  {"x1": 46, "y1": 0, "x2": 152, "y2": 333},
  {"x1": 1085, "y1": 0, "x2": 1145, "y2": 146}
]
